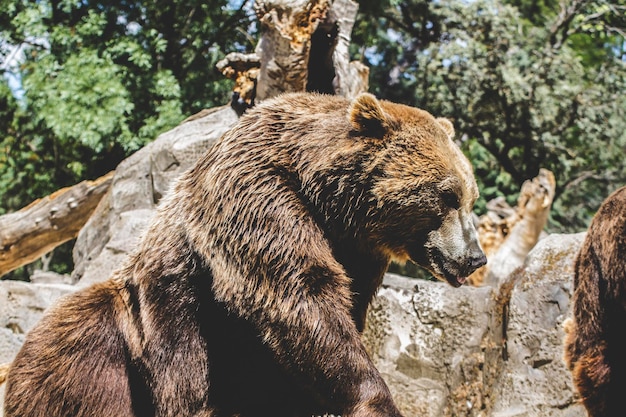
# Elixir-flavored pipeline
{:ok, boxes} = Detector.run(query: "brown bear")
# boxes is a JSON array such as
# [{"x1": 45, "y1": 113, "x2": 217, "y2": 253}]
[
  {"x1": 564, "y1": 185, "x2": 626, "y2": 417},
  {"x1": 4, "y1": 92, "x2": 486, "y2": 417}
]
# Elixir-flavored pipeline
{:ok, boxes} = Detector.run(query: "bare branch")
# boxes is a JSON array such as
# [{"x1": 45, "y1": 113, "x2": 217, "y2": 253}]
[{"x1": 0, "y1": 172, "x2": 114, "y2": 277}]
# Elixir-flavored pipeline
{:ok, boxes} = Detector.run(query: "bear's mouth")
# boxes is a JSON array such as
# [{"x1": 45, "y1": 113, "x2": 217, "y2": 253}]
[
  {"x1": 409, "y1": 247, "x2": 472, "y2": 288},
  {"x1": 432, "y1": 263, "x2": 467, "y2": 288},
  {"x1": 441, "y1": 271, "x2": 467, "y2": 288}
]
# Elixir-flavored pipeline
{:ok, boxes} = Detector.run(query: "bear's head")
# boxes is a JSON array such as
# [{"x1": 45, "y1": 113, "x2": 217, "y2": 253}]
[{"x1": 349, "y1": 93, "x2": 487, "y2": 287}]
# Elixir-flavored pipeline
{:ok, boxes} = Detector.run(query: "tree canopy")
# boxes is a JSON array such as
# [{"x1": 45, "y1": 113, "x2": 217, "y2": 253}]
[
  {"x1": 0, "y1": 0, "x2": 255, "y2": 215},
  {"x1": 1, "y1": 0, "x2": 625, "y2": 278},
  {"x1": 353, "y1": 0, "x2": 626, "y2": 232}
]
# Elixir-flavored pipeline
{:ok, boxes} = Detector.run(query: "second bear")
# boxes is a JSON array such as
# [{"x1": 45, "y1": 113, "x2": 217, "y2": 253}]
[{"x1": 564, "y1": 185, "x2": 626, "y2": 417}]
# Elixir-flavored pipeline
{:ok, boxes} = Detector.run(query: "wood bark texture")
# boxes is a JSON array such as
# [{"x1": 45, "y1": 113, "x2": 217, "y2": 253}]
[
  {"x1": 253, "y1": 0, "x2": 367, "y2": 102},
  {"x1": 0, "y1": 362, "x2": 8, "y2": 384},
  {"x1": 0, "y1": 171, "x2": 114, "y2": 277},
  {"x1": 468, "y1": 168, "x2": 556, "y2": 286}
]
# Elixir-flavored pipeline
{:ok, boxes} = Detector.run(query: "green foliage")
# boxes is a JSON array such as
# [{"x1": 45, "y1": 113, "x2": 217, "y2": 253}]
[
  {"x1": 1, "y1": 0, "x2": 625, "y2": 281},
  {"x1": 354, "y1": 0, "x2": 626, "y2": 233},
  {"x1": 504, "y1": 0, "x2": 560, "y2": 25},
  {"x1": 26, "y1": 50, "x2": 134, "y2": 155},
  {"x1": 0, "y1": 0, "x2": 255, "y2": 278}
]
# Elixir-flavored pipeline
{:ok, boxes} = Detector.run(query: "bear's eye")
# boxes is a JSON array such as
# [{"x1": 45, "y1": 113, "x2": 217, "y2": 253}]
[{"x1": 442, "y1": 191, "x2": 460, "y2": 210}]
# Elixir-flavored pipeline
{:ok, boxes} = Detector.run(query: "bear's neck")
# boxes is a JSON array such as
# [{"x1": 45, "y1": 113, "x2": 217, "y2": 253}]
[{"x1": 331, "y1": 240, "x2": 390, "y2": 333}]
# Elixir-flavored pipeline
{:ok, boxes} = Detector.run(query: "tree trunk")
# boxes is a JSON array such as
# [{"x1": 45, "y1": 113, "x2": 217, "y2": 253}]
[
  {"x1": 0, "y1": 172, "x2": 114, "y2": 277},
  {"x1": 218, "y1": 0, "x2": 368, "y2": 107},
  {"x1": 468, "y1": 168, "x2": 556, "y2": 286}
]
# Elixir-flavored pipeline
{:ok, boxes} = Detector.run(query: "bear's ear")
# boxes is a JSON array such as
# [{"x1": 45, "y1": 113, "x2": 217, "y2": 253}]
[
  {"x1": 436, "y1": 117, "x2": 455, "y2": 139},
  {"x1": 349, "y1": 93, "x2": 390, "y2": 138}
]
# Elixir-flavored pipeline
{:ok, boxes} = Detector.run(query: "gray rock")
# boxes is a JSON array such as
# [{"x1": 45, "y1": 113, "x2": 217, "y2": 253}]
[
  {"x1": 489, "y1": 233, "x2": 586, "y2": 417},
  {"x1": 71, "y1": 105, "x2": 239, "y2": 286},
  {"x1": 364, "y1": 274, "x2": 495, "y2": 416},
  {"x1": 29, "y1": 270, "x2": 72, "y2": 285},
  {"x1": 361, "y1": 233, "x2": 587, "y2": 416},
  {"x1": 0, "y1": 280, "x2": 75, "y2": 364}
]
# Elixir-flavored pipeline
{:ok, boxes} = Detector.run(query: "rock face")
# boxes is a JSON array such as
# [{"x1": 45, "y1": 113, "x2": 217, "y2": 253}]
[
  {"x1": 0, "y1": 106, "x2": 586, "y2": 416},
  {"x1": 363, "y1": 233, "x2": 587, "y2": 417},
  {"x1": 71, "y1": 105, "x2": 239, "y2": 288}
]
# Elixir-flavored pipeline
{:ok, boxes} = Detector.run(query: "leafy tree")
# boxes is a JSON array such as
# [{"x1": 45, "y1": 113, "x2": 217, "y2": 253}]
[
  {"x1": 353, "y1": 0, "x2": 626, "y2": 233},
  {"x1": 2, "y1": 0, "x2": 625, "y2": 280},
  {"x1": 0, "y1": 0, "x2": 255, "y2": 278}
]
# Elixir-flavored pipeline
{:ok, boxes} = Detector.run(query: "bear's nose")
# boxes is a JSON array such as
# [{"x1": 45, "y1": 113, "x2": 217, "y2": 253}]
[{"x1": 470, "y1": 253, "x2": 488, "y2": 270}]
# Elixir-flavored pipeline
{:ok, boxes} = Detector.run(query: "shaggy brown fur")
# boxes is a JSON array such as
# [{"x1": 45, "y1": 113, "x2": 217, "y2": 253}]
[
  {"x1": 4, "y1": 92, "x2": 485, "y2": 417},
  {"x1": 564, "y1": 185, "x2": 626, "y2": 417}
]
